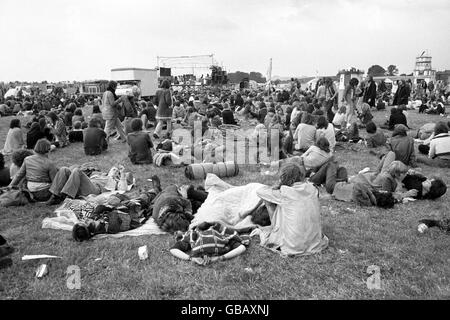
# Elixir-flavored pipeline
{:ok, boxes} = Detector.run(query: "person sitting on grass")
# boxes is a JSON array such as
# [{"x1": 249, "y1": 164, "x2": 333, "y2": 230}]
[
  {"x1": 172, "y1": 101, "x2": 186, "y2": 124},
  {"x1": 71, "y1": 108, "x2": 85, "y2": 127},
  {"x1": 315, "y1": 115, "x2": 336, "y2": 152},
  {"x1": 252, "y1": 162, "x2": 329, "y2": 256},
  {"x1": 9, "y1": 149, "x2": 34, "y2": 181},
  {"x1": 2, "y1": 118, "x2": 24, "y2": 155},
  {"x1": 0, "y1": 153, "x2": 11, "y2": 187},
  {"x1": 293, "y1": 113, "x2": 316, "y2": 152},
  {"x1": 26, "y1": 117, "x2": 54, "y2": 150},
  {"x1": 385, "y1": 124, "x2": 416, "y2": 167},
  {"x1": 207, "y1": 109, "x2": 222, "y2": 128},
  {"x1": 300, "y1": 136, "x2": 332, "y2": 171},
  {"x1": 332, "y1": 106, "x2": 347, "y2": 129},
  {"x1": 127, "y1": 118, "x2": 154, "y2": 165},
  {"x1": 68, "y1": 121, "x2": 84, "y2": 143},
  {"x1": 357, "y1": 102, "x2": 374, "y2": 127},
  {"x1": 47, "y1": 111, "x2": 68, "y2": 148},
  {"x1": 308, "y1": 156, "x2": 348, "y2": 194},
  {"x1": 382, "y1": 107, "x2": 409, "y2": 131},
  {"x1": 221, "y1": 102, "x2": 237, "y2": 125},
  {"x1": 91, "y1": 105, "x2": 105, "y2": 128},
  {"x1": 84, "y1": 118, "x2": 108, "y2": 156},
  {"x1": 416, "y1": 121, "x2": 450, "y2": 168},
  {"x1": 365, "y1": 121, "x2": 387, "y2": 148},
  {"x1": 9, "y1": 139, "x2": 58, "y2": 202},
  {"x1": 139, "y1": 101, "x2": 157, "y2": 130},
  {"x1": 426, "y1": 98, "x2": 445, "y2": 115}
]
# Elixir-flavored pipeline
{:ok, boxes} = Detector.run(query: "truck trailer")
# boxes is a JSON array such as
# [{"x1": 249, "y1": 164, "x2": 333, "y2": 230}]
[{"x1": 111, "y1": 68, "x2": 158, "y2": 98}]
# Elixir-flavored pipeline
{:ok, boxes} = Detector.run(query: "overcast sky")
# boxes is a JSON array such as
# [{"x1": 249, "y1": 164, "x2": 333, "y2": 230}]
[{"x1": 1, "y1": 0, "x2": 449, "y2": 82}]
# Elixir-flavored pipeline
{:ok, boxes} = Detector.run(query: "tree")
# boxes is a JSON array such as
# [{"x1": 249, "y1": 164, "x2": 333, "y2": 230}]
[
  {"x1": 249, "y1": 72, "x2": 266, "y2": 83},
  {"x1": 367, "y1": 65, "x2": 386, "y2": 77},
  {"x1": 228, "y1": 71, "x2": 266, "y2": 84},
  {"x1": 227, "y1": 71, "x2": 249, "y2": 84},
  {"x1": 386, "y1": 65, "x2": 399, "y2": 76}
]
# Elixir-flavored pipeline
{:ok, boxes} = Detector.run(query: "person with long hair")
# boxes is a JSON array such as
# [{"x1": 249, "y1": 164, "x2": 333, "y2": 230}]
[
  {"x1": 343, "y1": 78, "x2": 359, "y2": 124},
  {"x1": 26, "y1": 117, "x2": 54, "y2": 149},
  {"x1": 9, "y1": 149, "x2": 34, "y2": 181},
  {"x1": 2, "y1": 118, "x2": 24, "y2": 155},
  {"x1": 293, "y1": 112, "x2": 316, "y2": 152},
  {"x1": 300, "y1": 136, "x2": 332, "y2": 171},
  {"x1": 102, "y1": 80, "x2": 127, "y2": 142},
  {"x1": 153, "y1": 80, "x2": 173, "y2": 139},
  {"x1": 254, "y1": 162, "x2": 329, "y2": 256},
  {"x1": 9, "y1": 139, "x2": 58, "y2": 202},
  {"x1": 47, "y1": 111, "x2": 68, "y2": 147},
  {"x1": 315, "y1": 115, "x2": 336, "y2": 152}
]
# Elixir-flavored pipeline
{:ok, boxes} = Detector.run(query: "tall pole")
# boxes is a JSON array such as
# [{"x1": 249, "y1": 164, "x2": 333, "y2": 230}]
[{"x1": 267, "y1": 58, "x2": 272, "y2": 94}]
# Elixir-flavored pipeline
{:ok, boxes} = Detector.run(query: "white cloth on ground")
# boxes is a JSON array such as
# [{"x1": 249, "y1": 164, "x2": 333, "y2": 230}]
[{"x1": 189, "y1": 174, "x2": 264, "y2": 230}]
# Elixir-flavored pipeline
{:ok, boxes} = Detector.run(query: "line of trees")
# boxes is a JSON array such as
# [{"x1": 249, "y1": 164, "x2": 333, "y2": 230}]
[
  {"x1": 367, "y1": 64, "x2": 401, "y2": 77},
  {"x1": 227, "y1": 71, "x2": 266, "y2": 84}
]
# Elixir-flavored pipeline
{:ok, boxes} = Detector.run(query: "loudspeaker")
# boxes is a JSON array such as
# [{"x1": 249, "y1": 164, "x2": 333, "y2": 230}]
[{"x1": 160, "y1": 68, "x2": 171, "y2": 77}]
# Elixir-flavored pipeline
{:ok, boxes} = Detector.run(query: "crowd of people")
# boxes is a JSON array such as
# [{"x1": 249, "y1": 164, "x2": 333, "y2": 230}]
[{"x1": 0, "y1": 74, "x2": 449, "y2": 266}]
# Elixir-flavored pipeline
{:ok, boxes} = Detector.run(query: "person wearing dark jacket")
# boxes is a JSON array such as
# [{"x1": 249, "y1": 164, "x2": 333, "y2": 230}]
[
  {"x1": 26, "y1": 117, "x2": 54, "y2": 149},
  {"x1": 234, "y1": 93, "x2": 244, "y2": 109},
  {"x1": 393, "y1": 80, "x2": 410, "y2": 106},
  {"x1": 221, "y1": 103, "x2": 236, "y2": 125},
  {"x1": 83, "y1": 118, "x2": 108, "y2": 156},
  {"x1": 363, "y1": 76, "x2": 377, "y2": 107},
  {"x1": 382, "y1": 107, "x2": 408, "y2": 130}
]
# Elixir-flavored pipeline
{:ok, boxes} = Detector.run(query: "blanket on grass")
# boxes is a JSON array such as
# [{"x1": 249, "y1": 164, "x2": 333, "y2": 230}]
[
  {"x1": 189, "y1": 174, "x2": 264, "y2": 230},
  {"x1": 42, "y1": 191, "x2": 166, "y2": 239}
]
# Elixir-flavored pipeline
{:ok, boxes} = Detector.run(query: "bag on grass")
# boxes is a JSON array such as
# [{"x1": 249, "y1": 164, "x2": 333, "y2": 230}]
[{"x1": 0, "y1": 187, "x2": 31, "y2": 207}]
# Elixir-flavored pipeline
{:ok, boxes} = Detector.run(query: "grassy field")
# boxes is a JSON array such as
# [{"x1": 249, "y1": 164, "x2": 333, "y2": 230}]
[{"x1": 0, "y1": 108, "x2": 449, "y2": 300}]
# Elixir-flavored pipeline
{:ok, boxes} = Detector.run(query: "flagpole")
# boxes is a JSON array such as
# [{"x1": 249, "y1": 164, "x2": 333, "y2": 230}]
[{"x1": 268, "y1": 58, "x2": 272, "y2": 94}]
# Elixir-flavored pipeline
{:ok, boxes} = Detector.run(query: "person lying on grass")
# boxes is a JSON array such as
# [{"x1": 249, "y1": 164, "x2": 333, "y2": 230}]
[
  {"x1": 169, "y1": 221, "x2": 251, "y2": 266},
  {"x1": 417, "y1": 121, "x2": 450, "y2": 168}
]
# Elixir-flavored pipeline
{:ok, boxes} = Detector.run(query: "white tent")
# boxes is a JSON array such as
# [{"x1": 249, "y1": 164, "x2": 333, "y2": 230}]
[{"x1": 3, "y1": 86, "x2": 31, "y2": 99}]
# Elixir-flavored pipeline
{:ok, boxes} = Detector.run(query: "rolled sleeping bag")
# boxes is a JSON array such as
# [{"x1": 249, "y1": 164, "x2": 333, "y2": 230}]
[{"x1": 185, "y1": 161, "x2": 239, "y2": 180}]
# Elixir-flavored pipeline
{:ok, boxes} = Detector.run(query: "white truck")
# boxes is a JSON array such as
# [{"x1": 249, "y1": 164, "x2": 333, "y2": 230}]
[{"x1": 111, "y1": 68, "x2": 158, "y2": 98}]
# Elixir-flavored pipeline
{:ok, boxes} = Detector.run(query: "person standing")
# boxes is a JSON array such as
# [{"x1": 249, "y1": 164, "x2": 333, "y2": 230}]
[
  {"x1": 153, "y1": 80, "x2": 173, "y2": 139},
  {"x1": 324, "y1": 78, "x2": 338, "y2": 123},
  {"x1": 102, "y1": 81, "x2": 126, "y2": 142},
  {"x1": 363, "y1": 75, "x2": 377, "y2": 108},
  {"x1": 393, "y1": 80, "x2": 410, "y2": 106},
  {"x1": 343, "y1": 78, "x2": 359, "y2": 125}
]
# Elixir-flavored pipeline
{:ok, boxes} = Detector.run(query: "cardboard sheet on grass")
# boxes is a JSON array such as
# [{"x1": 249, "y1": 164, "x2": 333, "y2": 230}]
[
  {"x1": 41, "y1": 191, "x2": 166, "y2": 239},
  {"x1": 189, "y1": 174, "x2": 263, "y2": 230}
]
